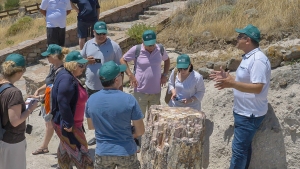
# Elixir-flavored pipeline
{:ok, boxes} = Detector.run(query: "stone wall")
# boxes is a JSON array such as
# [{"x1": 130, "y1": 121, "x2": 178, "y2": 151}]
[{"x1": 0, "y1": 0, "x2": 174, "y2": 66}]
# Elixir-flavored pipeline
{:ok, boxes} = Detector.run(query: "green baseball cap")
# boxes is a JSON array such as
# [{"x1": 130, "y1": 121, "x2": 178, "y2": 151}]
[
  {"x1": 235, "y1": 24, "x2": 261, "y2": 43},
  {"x1": 99, "y1": 61, "x2": 127, "y2": 82},
  {"x1": 65, "y1": 51, "x2": 88, "y2": 64},
  {"x1": 94, "y1": 21, "x2": 108, "y2": 34},
  {"x1": 5, "y1": 53, "x2": 26, "y2": 67},
  {"x1": 41, "y1": 44, "x2": 62, "y2": 56},
  {"x1": 142, "y1": 30, "x2": 156, "y2": 46},
  {"x1": 177, "y1": 54, "x2": 191, "y2": 69}
]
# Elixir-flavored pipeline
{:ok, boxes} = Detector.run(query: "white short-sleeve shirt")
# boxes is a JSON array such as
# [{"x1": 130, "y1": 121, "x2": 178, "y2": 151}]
[
  {"x1": 233, "y1": 48, "x2": 271, "y2": 117},
  {"x1": 40, "y1": 0, "x2": 72, "y2": 28}
]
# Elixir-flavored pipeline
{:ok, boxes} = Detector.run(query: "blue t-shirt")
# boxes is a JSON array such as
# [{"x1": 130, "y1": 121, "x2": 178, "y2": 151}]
[
  {"x1": 70, "y1": 0, "x2": 100, "y2": 22},
  {"x1": 85, "y1": 89, "x2": 144, "y2": 156}
]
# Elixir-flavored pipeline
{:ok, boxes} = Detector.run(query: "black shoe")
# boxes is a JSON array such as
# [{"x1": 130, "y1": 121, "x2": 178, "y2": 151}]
[{"x1": 88, "y1": 137, "x2": 96, "y2": 146}]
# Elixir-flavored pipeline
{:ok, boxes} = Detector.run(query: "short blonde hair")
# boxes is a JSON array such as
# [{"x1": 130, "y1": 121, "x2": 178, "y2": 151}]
[
  {"x1": 64, "y1": 61, "x2": 77, "y2": 73},
  {"x1": 1, "y1": 61, "x2": 25, "y2": 78},
  {"x1": 49, "y1": 47, "x2": 70, "y2": 60}
]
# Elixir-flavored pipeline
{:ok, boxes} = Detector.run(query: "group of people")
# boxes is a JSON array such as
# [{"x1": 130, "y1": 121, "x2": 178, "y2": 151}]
[{"x1": 0, "y1": 1, "x2": 271, "y2": 167}]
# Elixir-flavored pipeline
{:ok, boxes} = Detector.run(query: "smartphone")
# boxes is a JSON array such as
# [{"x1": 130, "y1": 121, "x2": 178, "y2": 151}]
[
  {"x1": 175, "y1": 96, "x2": 184, "y2": 103},
  {"x1": 95, "y1": 59, "x2": 101, "y2": 63}
]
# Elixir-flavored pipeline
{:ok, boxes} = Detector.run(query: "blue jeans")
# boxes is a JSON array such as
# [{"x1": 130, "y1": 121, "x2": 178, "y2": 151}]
[{"x1": 230, "y1": 112, "x2": 265, "y2": 169}]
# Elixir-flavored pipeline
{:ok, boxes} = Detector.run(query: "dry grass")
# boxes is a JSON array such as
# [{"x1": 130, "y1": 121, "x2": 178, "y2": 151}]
[
  {"x1": 159, "y1": 0, "x2": 300, "y2": 47},
  {"x1": 0, "y1": 0, "x2": 133, "y2": 50}
]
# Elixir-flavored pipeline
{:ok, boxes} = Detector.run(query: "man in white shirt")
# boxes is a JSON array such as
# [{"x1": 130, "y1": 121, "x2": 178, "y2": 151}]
[
  {"x1": 40, "y1": 0, "x2": 72, "y2": 46},
  {"x1": 210, "y1": 24, "x2": 271, "y2": 169}
]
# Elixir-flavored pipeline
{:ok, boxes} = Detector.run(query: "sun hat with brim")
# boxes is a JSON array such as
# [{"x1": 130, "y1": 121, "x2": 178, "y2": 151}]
[
  {"x1": 65, "y1": 51, "x2": 88, "y2": 64},
  {"x1": 99, "y1": 61, "x2": 127, "y2": 82},
  {"x1": 142, "y1": 30, "x2": 156, "y2": 46},
  {"x1": 177, "y1": 54, "x2": 191, "y2": 69},
  {"x1": 94, "y1": 21, "x2": 108, "y2": 34},
  {"x1": 235, "y1": 24, "x2": 261, "y2": 43},
  {"x1": 5, "y1": 53, "x2": 26, "y2": 67},
  {"x1": 41, "y1": 44, "x2": 62, "y2": 57}
]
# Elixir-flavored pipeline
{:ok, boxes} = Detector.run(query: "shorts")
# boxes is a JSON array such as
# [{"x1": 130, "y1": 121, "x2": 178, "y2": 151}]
[
  {"x1": 77, "y1": 21, "x2": 96, "y2": 38},
  {"x1": 94, "y1": 154, "x2": 140, "y2": 169},
  {"x1": 47, "y1": 27, "x2": 66, "y2": 46},
  {"x1": 40, "y1": 105, "x2": 53, "y2": 122}
]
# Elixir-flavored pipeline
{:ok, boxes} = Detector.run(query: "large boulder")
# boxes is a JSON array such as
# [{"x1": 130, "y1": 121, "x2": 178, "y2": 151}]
[
  {"x1": 226, "y1": 58, "x2": 241, "y2": 71},
  {"x1": 23, "y1": 65, "x2": 50, "y2": 95},
  {"x1": 213, "y1": 61, "x2": 227, "y2": 71},
  {"x1": 284, "y1": 45, "x2": 300, "y2": 61},
  {"x1": 266, "y1": 46, "x2": 284, "y2": 68},
  {"x1": 141, "y1": 105, "x2": 205, "y2": 169},
  {"x1": 198, "y1": 67, "x2": 210, "y2": 79}
]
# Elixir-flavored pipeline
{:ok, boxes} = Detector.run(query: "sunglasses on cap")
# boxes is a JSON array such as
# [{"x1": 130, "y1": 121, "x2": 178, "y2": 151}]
[
  {"x1": 77, "y1": 63, "x2": 85, "y2": 68},
  {"x1": 96, "y1": 33, "x2": 107, "y2": 36}
]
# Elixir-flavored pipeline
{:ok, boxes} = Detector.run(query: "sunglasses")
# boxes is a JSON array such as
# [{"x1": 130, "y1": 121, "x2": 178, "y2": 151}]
[
  {"x1": 146, "y1": 45, "x2": 155, "y2": 47},
  {"x1": 178, "y1": 68, "x2": 189, "y2": 71},
  {"x1": 77, "y1": 63, "x2": 85, "y2": 68},
  {"x1": 96, "y1": 33, "x2": 107, "y2": 36},
  {"x1": 114, "y1": 73, "x2": 122, "y2": 80},
  {"x1": 237, "y1": 34, "x2": 248, "y2": 40}
]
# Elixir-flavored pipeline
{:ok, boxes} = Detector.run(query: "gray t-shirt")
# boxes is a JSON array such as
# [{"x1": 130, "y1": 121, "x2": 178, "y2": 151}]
[{"x1": 81, "y1": 38, "x2": 122, "y2": 90}]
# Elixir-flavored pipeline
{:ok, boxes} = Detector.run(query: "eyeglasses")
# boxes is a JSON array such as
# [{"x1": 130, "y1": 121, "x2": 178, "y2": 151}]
[
  {"x1": 146, "y1": 45, "x2": 155, "y2": 47},
  {"x1": 96, "y1": 33, "x2": 107, "y2": 36},
  {"x1": 77, "y1": 63, "x2": 85, "y2": 68},
  {"x1": 237, "y1": 34, "x2": 248, "y2": 40},
  {"x1": 178, "y1": 68, "x2": 189, "y2": 71}
]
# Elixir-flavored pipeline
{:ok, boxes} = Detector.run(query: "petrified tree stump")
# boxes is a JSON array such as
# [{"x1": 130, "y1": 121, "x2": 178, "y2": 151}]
[{"x1": 141, "y1": 105, "x2": 206, "y2": 169}]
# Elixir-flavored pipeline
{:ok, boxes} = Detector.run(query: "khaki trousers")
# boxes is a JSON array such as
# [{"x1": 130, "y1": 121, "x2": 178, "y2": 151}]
[{"x1": 133, "y1": 92, "x2": 161, "y2": 116}]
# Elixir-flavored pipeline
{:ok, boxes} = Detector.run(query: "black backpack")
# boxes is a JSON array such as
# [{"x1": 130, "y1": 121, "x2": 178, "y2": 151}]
[{"x1": 0, "y1": 83, "x2": 13, "y2": 140}]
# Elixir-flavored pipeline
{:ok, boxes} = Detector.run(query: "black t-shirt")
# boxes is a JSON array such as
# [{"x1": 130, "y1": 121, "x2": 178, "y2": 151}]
[
  {"x1": 0, "y1": 84, "x2": 26, "y2": 144},
  {"x1": 70, "y1": 0, "x2": 100, "y2": 22},
  {"x1": 45, "y1": 65, "x2": 63, "y2": 86}
]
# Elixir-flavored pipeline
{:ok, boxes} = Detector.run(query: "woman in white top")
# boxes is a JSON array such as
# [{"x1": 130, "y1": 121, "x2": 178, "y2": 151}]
[{"x1": 168, "y1": 54, "x2": 205, "y2": 111}]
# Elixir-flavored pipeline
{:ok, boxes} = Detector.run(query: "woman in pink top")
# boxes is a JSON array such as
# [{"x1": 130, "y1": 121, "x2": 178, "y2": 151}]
[{"x1": 51, "y1": 51, "x2": 93, "y2": 169}]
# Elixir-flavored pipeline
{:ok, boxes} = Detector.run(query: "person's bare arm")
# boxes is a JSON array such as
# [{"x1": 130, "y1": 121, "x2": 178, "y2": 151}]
[
  {"x1": 163, "y1": 58, "x2": 170, "y2": 75},
  {"x1": 132, "y1": 119, "x2": 145, "y2": 138},
  {"x1": 161, "y1": 58, "x2": 170, "y2": 86},
  {"x1": 97, "y1": 8, "x2": 100, "y2": 19},
  {"x1": 8, "y1": 102, "x2": 38, "y2": 127},
  {"x1": 86, "y1": 118, "x2": 95, "y2": 130},
  {"x1": 39, "y1": 9, "x2": 46, "y2": 17},
  {"x1": 120, "y1": 57, "x2": 138, "y2": 87}
]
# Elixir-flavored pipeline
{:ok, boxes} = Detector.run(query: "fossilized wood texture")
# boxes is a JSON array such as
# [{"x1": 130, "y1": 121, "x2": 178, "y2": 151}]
[{"x1": 141, "y1": 105, "x2": 206, "y2": 169}]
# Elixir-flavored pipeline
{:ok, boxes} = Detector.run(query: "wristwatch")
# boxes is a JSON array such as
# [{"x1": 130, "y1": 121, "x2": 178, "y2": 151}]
[{"x1": 162, "y1": 73, "x2": 168, "y2": 77}]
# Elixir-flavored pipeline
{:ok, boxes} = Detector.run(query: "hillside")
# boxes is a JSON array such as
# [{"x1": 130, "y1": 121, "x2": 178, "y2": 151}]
[{"x1": 158, "y1": 0, "x2": 300, "y2": 54}]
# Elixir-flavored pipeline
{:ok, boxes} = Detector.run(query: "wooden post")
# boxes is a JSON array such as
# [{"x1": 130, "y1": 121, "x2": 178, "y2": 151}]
[{"x1": 141, "y1": 105, "x2": 206, "y2": 169}]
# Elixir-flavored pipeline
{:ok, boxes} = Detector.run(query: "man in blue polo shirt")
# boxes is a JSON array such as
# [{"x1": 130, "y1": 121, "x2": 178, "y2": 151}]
[
  {"x1": 210, "y1": 24, "x2": 271, "y2": 169},
  {"x1": 85, "y1": 61, "x2": 144, "y2": 169},
  {"x1": 70, "y1": 0, "x2": 100, "y2": 49}
]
